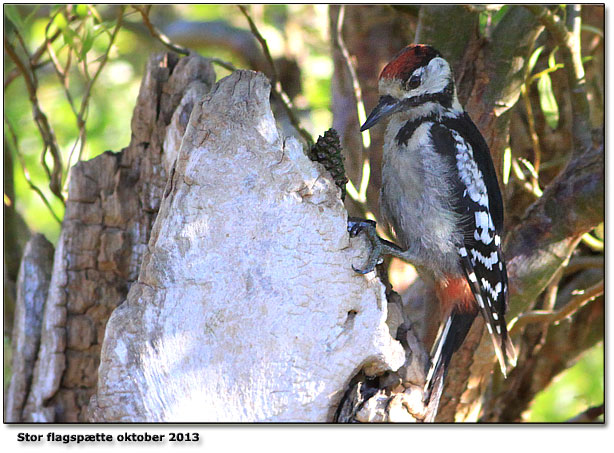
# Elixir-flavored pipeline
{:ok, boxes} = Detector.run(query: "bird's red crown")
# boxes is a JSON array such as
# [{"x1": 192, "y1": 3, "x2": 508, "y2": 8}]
[{"x1": 379, "y1": 44, "x2": 441, "y2": 82}]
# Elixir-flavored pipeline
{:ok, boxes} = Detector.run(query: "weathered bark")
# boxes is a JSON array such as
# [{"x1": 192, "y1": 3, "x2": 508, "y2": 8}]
[
  {"x1": 5, "y1": 234, "x2": 54, "y2": 422},
  {"x1": 16, "y1": 52, "x2": 216, "y2": 422},
  {"x1": 88, "y1": 70, "x2": 406, "y2": 422}
]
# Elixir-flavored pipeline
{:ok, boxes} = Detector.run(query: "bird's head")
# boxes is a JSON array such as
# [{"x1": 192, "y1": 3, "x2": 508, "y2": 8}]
[{"x1": 361, "y1": 44, "x2": 460, "y2": 131}]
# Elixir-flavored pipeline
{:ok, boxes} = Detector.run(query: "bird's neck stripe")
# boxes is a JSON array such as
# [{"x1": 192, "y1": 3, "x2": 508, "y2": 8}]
[{"x1": 395, "y1": 114, "x2": 438, "y2": 146}]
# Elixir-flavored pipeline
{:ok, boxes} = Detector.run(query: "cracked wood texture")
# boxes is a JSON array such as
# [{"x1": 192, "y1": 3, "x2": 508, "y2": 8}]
[
  {"x1": 5, "y1": 234, "x2": 54, "y2": 422},
  {"x1": 87, "y1": 70, "x2": 405, "y2": 422},
  {"x1": 15, "y1": 53, "x2": 216, "y2": 422}
]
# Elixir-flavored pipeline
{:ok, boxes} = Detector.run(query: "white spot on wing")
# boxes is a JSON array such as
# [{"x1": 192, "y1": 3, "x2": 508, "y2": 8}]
[
  {"x1": 481, "y1": 277, "x2": 503, "y2": 301},
  {"x1": 476, "y1": 294, "x2": 484, "y2": 308},
  {"x1": 470, "y1": 248, "x2": 499, "y2": 271}
]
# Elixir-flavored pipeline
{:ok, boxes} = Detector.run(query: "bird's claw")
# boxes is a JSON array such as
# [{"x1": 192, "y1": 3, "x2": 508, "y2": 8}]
[
  {"x1": 348, "y1": 217, "x2": 384, "y2": 274},
  {"x1": 347, "y1": 218, "x2": 376, "y2": 238}
]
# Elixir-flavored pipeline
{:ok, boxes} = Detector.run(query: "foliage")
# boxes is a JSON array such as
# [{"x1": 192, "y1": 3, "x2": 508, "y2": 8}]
[{"x1": 528, "y1": 343, "x2": 604, "y2": 422}]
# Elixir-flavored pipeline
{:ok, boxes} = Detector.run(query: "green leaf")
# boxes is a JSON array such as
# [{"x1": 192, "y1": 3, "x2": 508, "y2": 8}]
[
  {"x1": 478, "y1": 11, "x2": 489, "y2": 36},
  {"x1": 75, "y1": 4, "x2": 89, "y2": 18},
  {"x1": 62, "y1": 26, "x2": 77, "y2": 48},
  {"x1": 527, "y1": 45, "x2": 544, "y2": 74},
  {"x1": 52, "y1": 11, "x2": 68, "y2": 31},
  {"x1": 548, "y1": 46, "x2": 558, "y2": 69},
  {"x1": 502, "y1": 147, "x2": 512, "y2": 185},
  {"x1": 81, "y1": 18, "x2": 95, "y2": 56},
  {"x1": 5, "y1": 5, "x2": 25, "y2": 31},
  {"x1": 491, "y1": 5, "x2": 509, "y2": 28},
  {"x1": 594, "y1": 223, "x2": 604, "y2": 241},
  {"x1": 537, "y1": 73, "x2": 560, "y2": 129}
]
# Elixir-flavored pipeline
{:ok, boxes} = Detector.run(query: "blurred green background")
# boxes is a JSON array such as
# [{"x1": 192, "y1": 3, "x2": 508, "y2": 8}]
[{"x1": 3, "y1": 4, "x2": 603, "y2": 422}]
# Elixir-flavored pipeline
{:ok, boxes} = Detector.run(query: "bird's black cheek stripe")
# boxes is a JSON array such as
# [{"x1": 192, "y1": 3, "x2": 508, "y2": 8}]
[{"x1": 395, "y1": 114, "x2": 438, "y2": 146}]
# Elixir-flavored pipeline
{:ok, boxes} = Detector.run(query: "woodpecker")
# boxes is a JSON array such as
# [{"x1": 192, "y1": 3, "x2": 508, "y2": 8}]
[{"x1": 349, "y1": 44, "x2": 517, "y2": 422}]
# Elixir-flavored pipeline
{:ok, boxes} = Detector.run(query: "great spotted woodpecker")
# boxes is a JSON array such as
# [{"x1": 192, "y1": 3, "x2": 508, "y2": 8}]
[{"x1": 349, "y1": 44, "x2": 517, "y2": 422}]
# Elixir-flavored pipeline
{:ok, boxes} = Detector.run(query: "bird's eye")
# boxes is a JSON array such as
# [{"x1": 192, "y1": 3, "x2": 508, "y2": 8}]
[{"x1": 407, "y1": 75, "x2": 421, "y2": 90}]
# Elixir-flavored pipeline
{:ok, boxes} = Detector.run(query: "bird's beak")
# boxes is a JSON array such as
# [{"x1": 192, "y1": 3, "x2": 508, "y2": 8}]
[{"x1": 360, "y1": 96, "x2": 402, "y2": 131}]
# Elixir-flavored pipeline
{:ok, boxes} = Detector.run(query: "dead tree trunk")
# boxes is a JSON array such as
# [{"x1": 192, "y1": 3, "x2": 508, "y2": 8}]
[
  {"x1": 8, "y1": 53, "x2": 420, "y2": 422},
  {"x1": 8, "y1": 52, "x2": 217, "y2": 422}
]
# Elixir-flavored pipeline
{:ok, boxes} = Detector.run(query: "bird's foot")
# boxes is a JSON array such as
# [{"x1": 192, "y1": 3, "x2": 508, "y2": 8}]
[{"x1": 347, "y1": 217, "x2": 385, "y2": 274}]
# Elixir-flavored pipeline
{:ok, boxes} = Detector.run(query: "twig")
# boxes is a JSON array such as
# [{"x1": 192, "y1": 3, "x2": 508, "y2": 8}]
[
  {"x1": 564, "y1": 255, "x2": 604, "y2": 275},
  {"x1": 511, "y1": 280, "x2": 603, "y2": 331},
  {"x1": 134, "y1": 6, "x2": 236, "y2": 72},
  {"x1": 566, "y1": 404, "x2": 604, "y2": 423},
  {"x1": 209, "y1": 57, "x2": 236, "y2": 72},
  {"x1": 542, "y1": 268, "x2": 563, "y2": 312},
  {"x1": 45, "y1": 8, "x2": 80, "y2": 118},
  {"x1": 4, "y1": 28, "x2": 61, "y2": 89},
  {"x1": 5, "y1": 119, "x2": 62, "y2": 224},
  {"x1": 524, "y1": 5, "x2": 592, "y2": 152},
  {"x1": 520, "y1": 84, "x2": 542, "y2": 193},
  {"x1": 74, "y1": 7, "x2": 124, "y2": 163},
  {"x1": 580, "y1": 232, "x2": 603, "y2": 252},
  {"x1": 511, "y1": 158, "x2": 543, "y2": 198},
  {"x1": 332, "y1": 5, "x2": 371, "y2": 203},
  {"x1": 4, "y1": 31, "x2": 64, "y2": 203},
  {"x1": 238, "y1": 5, "x2": 313, "y2": 146},
  {"x1": 134, "y1": 5, "x2": 190, "y2": 56}
]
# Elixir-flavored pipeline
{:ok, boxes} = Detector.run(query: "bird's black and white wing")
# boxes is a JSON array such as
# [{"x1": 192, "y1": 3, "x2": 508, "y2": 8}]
[{"x1": 432, "y1": 113, "x2": 517, "y2": 375}]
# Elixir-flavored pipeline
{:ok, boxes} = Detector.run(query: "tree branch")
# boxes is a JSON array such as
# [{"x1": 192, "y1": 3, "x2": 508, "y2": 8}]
[
  {"x1": 238, "y1": 5, "x2": 313, "y2": 146},
  {"x1": 511, "y1": 279, "x2": 603, "y2": 330},
  {"x1": 566, "y1": 404, "x2": 604, "y2": 423},
  {"x1": 4, "y1": 32, "x2": 64, "y2": 203},
  {"x1": 5, "y1": 119, "x2": 61, "y2": 224},
  {"x1": 134, "y1": 5, "x2": 190, "y2": 56},
  {"x1": 524, "y1": 5, "x2": 592, "y2": 152}
]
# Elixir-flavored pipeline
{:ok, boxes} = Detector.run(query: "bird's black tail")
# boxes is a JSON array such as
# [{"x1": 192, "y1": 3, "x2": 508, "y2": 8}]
[{"x1": 423, "y1": 310, "x2": 477, "y2": 423}]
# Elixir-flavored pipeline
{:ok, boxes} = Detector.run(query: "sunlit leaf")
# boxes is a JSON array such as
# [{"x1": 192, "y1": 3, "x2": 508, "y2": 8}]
[
  {"x1": 548, "y1": 46, "x2": 558, "y2": 69},
  {"x1": 48, "y1": 11, "x2": 69, "y2": 39},
  {"x1": 537, "y1": 73, "x2": 559, "y2": 129},
  {"x1": 527, "y1": 45, "x2": 544, "y2": 74},
  {"x1": 594, "y1": 223, "x2": 604, "y2": 241},
  {"x1": 75, "y1": 4, "x2": 89, "y2": 18},
  {"x1": 502, "y1": 147, "x2": 512, "y2": 185},
  {"x1": 81, "y1": 18, "x2": 95, "y2": 57}
]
